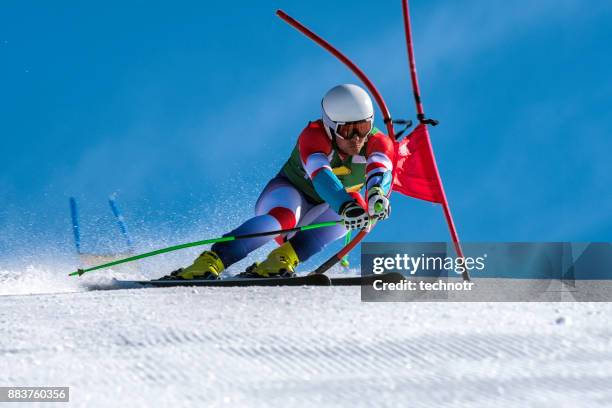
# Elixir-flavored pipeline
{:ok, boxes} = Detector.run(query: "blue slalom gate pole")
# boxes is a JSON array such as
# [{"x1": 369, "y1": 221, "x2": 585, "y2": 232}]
[
  {"x1": 69, "y1": 197, "x2": 82, "y2": 254},
  {"x1": 108, "y1": 194, "x2": 134, "y2": 253}
]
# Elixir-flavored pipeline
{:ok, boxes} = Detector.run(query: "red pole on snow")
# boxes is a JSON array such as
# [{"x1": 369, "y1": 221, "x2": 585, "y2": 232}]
[{"x1": 401, "y1": 0, "x2": 467, "y2": 278}]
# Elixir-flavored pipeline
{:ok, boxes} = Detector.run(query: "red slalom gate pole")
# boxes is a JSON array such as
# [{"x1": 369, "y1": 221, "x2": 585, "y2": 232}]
[
  {"x1": 276, "y1": 10, "x2": 395, "y2": 139},
  {"x1": 276, "y1": 9, "x2": 395, "y2": 275},
  {"x1": 401, "y1": 0, "x2": 468, "y2": 280},
  {"x1": 401, "y1": 0, "x2": 425, "y2": 118}
]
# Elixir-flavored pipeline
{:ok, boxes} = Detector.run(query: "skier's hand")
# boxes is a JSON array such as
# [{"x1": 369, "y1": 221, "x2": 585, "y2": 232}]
[
  {"x1": 339, "y1": 201, "x2": 369, "y2": 230},
  {"x1": 367, "y1": 187, "x2": 391, "y2": 221}
]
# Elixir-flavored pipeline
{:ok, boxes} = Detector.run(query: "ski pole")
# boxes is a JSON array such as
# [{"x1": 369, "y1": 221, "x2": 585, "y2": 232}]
[
  {"x1": 340, "y1": 230, "x2": 352, "y2": 267},
  {"x1": 339, "y1": 203, "x2": 383, "y2": 268},
  {"x1": 68, "y1": 220, "x2": 342, "y2": 277}
]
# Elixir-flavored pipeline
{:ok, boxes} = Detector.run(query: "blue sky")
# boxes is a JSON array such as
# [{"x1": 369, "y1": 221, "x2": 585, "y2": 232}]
[{"x1": 1, "y1": 1, "x2": 611, "y2": 268}]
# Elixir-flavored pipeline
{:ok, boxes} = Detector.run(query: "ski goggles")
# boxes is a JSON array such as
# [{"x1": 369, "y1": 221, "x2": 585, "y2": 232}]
[{"x1": 334, "y1": 118, "x2": 374, "y2": 140}]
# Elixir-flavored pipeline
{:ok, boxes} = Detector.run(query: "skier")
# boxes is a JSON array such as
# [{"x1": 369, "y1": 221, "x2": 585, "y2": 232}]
[{"x1": 162, "y1": 84, "x2": 394, "y2": 280}]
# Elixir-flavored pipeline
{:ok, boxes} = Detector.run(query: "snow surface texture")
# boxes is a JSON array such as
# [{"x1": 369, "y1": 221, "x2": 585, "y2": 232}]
[{"x1": 2, "y1": 276, "x2": 612, "y2": 407}]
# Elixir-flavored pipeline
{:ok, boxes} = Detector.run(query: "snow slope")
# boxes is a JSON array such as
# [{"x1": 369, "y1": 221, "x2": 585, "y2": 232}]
[{"x1": 2, "y1": 280, "x2": 612, "y2": 407}]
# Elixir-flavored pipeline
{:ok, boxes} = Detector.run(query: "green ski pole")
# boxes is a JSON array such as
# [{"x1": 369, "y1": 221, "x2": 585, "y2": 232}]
[
  {"x1": 69, "y1": 220, "x2": 341, "y2": 277},
  {"x1": 340, "y1": 230, "x2": 351, "y2": 267},
  {"x1": 338, "y1": 203, "x2": 384, "y2": 268}
]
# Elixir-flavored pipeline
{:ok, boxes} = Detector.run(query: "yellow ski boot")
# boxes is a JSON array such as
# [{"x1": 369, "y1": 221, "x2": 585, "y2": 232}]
[
  {"x1": 163, "y1": 250, "x2": 225, "y2": 280},
  {"x1": 246, "y1": 242, "x2": 300, "y2": 278}
]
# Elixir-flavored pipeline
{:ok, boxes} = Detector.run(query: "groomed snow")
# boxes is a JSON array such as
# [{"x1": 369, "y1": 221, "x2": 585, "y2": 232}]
[{"x1": 2, "y1": 275, "x2": 612, "y2": 407}]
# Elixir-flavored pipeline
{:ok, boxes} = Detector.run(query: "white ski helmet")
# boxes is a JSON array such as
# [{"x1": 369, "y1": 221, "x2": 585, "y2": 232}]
[{"x1": 321, "y1": 84, "x2": 374, "y2": 138}]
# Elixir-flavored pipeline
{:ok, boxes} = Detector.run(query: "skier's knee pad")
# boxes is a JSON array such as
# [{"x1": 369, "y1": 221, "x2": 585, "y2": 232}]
[{"x1": 267, "y1": 207, "x2": 297, "y2": 230}]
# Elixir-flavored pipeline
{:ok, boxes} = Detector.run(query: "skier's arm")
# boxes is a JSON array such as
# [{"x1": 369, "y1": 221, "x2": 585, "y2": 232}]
[
  {"x1": 310, "y1": 164, "x2": 354, "y2": 213},
  {"x1": 307, "y1": 163, "x2": 368, "y2": 229},
  {"x1": 299, "y1": 132, "x2": 354, "y2": 213},
  {"x1": 365, "y1": 132, "x2": 394, "y2": 194},
  {"x1": 365, "y1": 132, "x2": 394, "y2": 219}
]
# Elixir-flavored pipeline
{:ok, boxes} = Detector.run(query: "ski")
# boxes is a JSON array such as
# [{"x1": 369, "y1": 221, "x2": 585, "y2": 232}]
[
  {"x1": 330, "y1": 272, "x2": 405, "y2": 286},
  {"x1": 114, "y1": 272, "x2": 405, "y2": 288},
  {"x1": 116, "y1": 273, "x2": 331, "y2": 288}
]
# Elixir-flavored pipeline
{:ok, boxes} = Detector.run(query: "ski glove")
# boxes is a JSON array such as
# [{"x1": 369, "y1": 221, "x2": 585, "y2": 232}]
[
  {"x1": 339, "y1": 201, "x2": 370, "y2": 230},
  {"x1": 367, "y1": 186, "x2": 391, "y2": 221}
]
